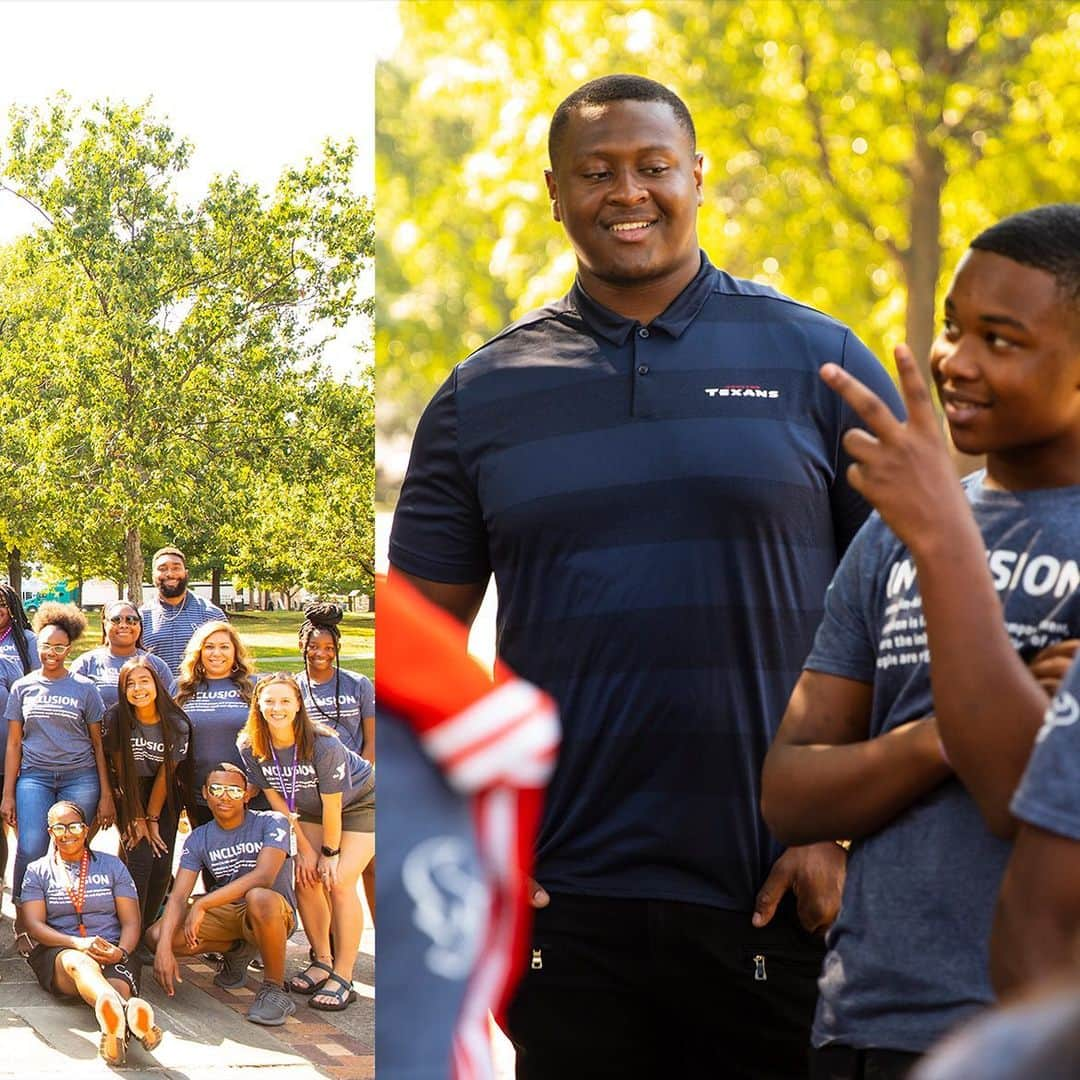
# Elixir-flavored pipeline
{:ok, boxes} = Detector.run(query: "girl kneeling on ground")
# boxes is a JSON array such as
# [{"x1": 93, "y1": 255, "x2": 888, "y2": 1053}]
[
  {"x1": 238, "y1": 673, "x2": 374, "y2": 1011},
  {"x1": 20, "y1": 800, "x2": 161, "y2": 1065}
]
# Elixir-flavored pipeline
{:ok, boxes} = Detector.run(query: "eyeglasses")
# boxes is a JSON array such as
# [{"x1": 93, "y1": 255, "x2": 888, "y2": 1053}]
[
  {"x1": 108, "y1": 615, "x2": 141, "y2": 625},
  {"x1": 206, "y1": 783, "x2": 246, "y2": 800},
  {"x1": 39, "y1": 643, "x2": 71, "y2": 654},
  {"x1": 48, "y1": 822, "x2": 88, "y2": 837}
]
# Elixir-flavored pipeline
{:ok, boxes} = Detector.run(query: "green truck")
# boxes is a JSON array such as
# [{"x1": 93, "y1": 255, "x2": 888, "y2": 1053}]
[{"x1": 21, "y1": 580, "x2": 77, "y2": 614}]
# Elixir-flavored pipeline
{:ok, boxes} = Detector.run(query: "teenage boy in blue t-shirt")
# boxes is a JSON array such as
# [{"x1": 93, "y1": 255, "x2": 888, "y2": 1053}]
[
  {"x1": 762, "y1": 204, "x2": 1080, "y2": 1078},
  {"x1": 146, "y1": 763, "x2": 296, "y2": 1026}
]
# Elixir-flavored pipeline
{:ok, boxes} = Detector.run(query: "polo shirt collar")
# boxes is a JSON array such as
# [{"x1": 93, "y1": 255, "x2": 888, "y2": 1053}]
[{"x1": 568, "y1": 250, "x2": 716, "y2": 344}]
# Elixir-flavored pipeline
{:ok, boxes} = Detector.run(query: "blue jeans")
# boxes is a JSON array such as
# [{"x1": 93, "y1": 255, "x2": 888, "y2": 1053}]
[{"x1": 13, "y1": 766, "x2": 99, "y2": 904}]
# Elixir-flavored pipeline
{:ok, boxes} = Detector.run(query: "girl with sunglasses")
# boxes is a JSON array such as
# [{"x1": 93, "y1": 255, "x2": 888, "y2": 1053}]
[
  {"x1": 238, "y1": 674, "x2": 374, "y2": 1011},
  {"x1": 70, "y1": 600, "x2": 176, "y2": 710},
  {"x1": 105, "y1": 657, "x2": 197, "y2": 928},
  {"x1": 21, "y1": 800, "x2": 161, "y2": 1065},
  {"x1": 2, "y1": 604, "x2": 114, "y2": 931}
]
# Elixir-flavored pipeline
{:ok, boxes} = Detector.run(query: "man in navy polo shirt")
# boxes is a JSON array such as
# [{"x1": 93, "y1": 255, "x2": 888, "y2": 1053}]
[{"x1": 389, "y1": 74, "x2": 901, "y2": 1077}]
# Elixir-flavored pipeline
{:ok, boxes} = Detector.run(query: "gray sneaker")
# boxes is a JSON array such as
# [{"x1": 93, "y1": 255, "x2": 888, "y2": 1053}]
[
  {"x1": 214, "y1": 941, "x2": 259, "y2": 989},
  {"x1": 247, "y1": 982, "x2": 295, "y2": 1026}
]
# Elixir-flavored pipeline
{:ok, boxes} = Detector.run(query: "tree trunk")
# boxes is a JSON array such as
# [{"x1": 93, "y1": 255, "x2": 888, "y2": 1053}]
[
  {"x1": 7, "y1": 548, "x2": 21, "y2": 596},
  {"x1": 74, "y1": 566, "x2": 84, "y2": 608},
  {"x1": 903, "y1": 130, "x2": 945, "y2": 392},
  {"x1": 211, "y1": 566, "x2": 222, "y2": 607},
  {"x1": 125, "y1": 526, "x2": 144, "y2": 603}
]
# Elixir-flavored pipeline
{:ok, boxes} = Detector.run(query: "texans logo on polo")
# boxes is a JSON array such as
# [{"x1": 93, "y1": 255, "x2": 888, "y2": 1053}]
[{"x1": 704, "y1": 384, "x2": 780, "y2": 399}]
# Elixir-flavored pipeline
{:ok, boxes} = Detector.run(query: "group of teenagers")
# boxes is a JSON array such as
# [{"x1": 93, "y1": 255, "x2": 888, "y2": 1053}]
[
  {"x1": 0, "y1": 546, "x2": 376, "y2": 1065},
  {"x1": 385, "y1": 74, "x2": 1080, "y2": 1080}
]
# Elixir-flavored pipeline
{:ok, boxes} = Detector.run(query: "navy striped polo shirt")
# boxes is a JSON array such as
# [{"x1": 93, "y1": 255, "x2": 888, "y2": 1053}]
[{"x1": 390, "y1": 252, "x2": 902, "y2": 912}]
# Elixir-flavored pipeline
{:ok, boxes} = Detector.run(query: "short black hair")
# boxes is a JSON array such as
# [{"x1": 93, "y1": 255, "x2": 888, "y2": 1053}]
[
  {"x1": 548, "y1": 74, "x2": 696, "y2": 167},
  {"x1": 970, "y1": 204, "x2": 1080, "y2": 306}
]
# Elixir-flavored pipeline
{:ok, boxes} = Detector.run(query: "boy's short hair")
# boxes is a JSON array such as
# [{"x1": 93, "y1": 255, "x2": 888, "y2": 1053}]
[{"x1": 970, "y1": 204, "x2": 1080, "y2": 306}]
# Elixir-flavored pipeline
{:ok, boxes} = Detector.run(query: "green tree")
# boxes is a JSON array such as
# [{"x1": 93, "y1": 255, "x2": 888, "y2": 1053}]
[
  {"x1": 377, "y1": 0, "x2": 1080, "y2": 494},
  {"x1": 0, "y1": 97, "x2": 374, "y2": 595}
]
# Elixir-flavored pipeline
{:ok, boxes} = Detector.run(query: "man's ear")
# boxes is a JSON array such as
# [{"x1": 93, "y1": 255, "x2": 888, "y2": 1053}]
[{"x1": 545, "y1": 169, "x2": 561, "y2": 223}]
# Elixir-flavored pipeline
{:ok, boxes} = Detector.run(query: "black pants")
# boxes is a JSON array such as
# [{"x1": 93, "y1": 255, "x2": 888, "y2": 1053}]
[
  {"x1": 810, "y1": 1045, "x2": 921, "y2": 1080},
  {"x1": 122, "y1": 776, "x2": 179, "y2": 927},
  {"x1": 506, "y1": 891, "x2": 825, "y2": 1080}
]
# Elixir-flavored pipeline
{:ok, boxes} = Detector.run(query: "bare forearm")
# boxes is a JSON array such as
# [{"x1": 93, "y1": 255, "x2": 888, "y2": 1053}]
[
  {"x1": 197, "y1": 866, "x2": 278, "y2": 909},
  {"x1": 4, "y1": 726, "x2": 22, "y2": 796},
  {"x1": 387, "y1": 566, "x2": 487, "y2": 629},
  {"x1": 991, "y1": 894, "x2": 1075, "y2": 998},
  {"x1": 911, "y1": 526, "x2": 1047, "y2": 837},
  {"x1": 146, "y1": 768, "x2": 168, "y2": 818},
  {"x1": 762, "y1": 719, "x2": 952, "y2": 844},
  {"x1": 23, "y1": 915, "x2": 82, "y2": 950},
  {"x1": 321, "y1": 799, "x2": 342, "y2": 852}
]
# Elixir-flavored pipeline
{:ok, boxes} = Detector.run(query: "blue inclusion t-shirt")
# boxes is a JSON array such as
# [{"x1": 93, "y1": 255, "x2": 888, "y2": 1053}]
[
  {"x1": 807, "y1": 475, "x2": 1080, "y2": 1053},
  {"x1": 69, "y1": 647, "x2": 177, "y2": 711},
  {"x1": 1012, "y1": 652, "x2": 1080, "y2": 839},
  {"x1": 295, "y1": 670, "x2": 374, "y2": 756},
  {"x1": 390, "y1": 252, "x2": 902, "y2": 911},
  {"x1": 181, "y1": 678, "x2": 252, "y2": 800},
  {"x1": 4, "y1": 670, "x2": 105, "y2": 772},
  {"x1": 0, "y1": 628, "x2": 38, "y2": 676},
  {"x1": 138, "y1": 593, "x2": 226, "y2": 676},
  {"x1": 0, "y1": 654, "x2": 25, "y2": 770},
  {"x1": 237, "y1": 730, "x2": 373, "y2": 818},
  {"x1": 103, "y1": 705, "x2": 191, "y2": 778},
  {"x1": 179, "y1": 808, "x2": 296, "y2": 921},
  {"x1": 22, "y1": 850, "x2": 138, "y2": 942}
]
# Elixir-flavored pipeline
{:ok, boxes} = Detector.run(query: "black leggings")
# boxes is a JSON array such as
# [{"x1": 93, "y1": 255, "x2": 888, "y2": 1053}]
[{"x1": 121, "y1": 775, "x2": 180, "y2": 926}]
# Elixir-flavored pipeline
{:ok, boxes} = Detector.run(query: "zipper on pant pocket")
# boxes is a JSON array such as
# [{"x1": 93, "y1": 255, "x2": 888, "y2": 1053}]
[
  {"x1": 753, "y1": 953, "x2": 767, "y2": 981},
  {"x1": 531, "y1": 948, "x2": 543, "y2": 970}
]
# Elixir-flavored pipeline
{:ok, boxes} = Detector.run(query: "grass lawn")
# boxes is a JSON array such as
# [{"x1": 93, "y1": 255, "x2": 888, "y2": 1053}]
[{"x1": 69, "y1": 609, "x2": 374, "y2": 680}]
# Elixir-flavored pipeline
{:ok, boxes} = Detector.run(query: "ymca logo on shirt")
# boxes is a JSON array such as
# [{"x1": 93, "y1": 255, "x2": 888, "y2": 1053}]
[
  {"x1": 401, "y1": 835, "x2": 486, "y2": 981},
  {"x1": 1035, "y1": 691, "x2": 1080, "y2": 744}
]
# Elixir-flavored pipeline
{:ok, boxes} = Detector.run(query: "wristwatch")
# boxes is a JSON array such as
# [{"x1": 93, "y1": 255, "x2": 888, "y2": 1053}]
[{"x1": 320, "y1": 845, "x2": 341, "y2": 857}]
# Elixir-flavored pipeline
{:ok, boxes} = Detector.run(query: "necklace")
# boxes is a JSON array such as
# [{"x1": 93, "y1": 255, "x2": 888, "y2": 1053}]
[
  {"x1": 158, "y1": 592, "x2": 189, "y2": 622},
  {"x1": 54, "y1": 847, "x2": 91, "y2": 937},
  {"x1": 0, "y1": 624, "x2": 12, "y2": 645}
]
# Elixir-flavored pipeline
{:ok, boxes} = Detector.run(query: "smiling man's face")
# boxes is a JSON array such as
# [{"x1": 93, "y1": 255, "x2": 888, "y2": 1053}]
[{"x1": 545, "y1": 98, "x2": 702, "y2": 298}]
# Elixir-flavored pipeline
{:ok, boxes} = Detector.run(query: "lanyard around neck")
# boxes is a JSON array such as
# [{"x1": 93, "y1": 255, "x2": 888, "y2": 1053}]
[
  {"x1": 55, "y1": 847, "x2": 91, "y2": 937},
  {"x1": 269, "y1": 743, "x2": 299, "y2": 812}
]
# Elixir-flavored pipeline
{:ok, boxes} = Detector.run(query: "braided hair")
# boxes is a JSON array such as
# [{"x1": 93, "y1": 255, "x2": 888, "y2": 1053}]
[
  {"x1": 298, "y1": 601, "x2": 344, "y2": 730},
  {"x1": 0, "y1": 583, "x2": 35, "y2": 674}
]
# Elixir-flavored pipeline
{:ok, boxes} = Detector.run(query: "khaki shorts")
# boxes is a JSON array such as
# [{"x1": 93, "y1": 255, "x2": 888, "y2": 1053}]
[{"x1": 194, "y1": 894, "x2": 295, "y2": 946}]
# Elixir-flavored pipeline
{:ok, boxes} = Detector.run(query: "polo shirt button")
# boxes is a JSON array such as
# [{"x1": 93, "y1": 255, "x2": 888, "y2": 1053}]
[
  {"x1": 637, "y1": 364, "x2": 649, "y2": 375},
  {"x1": 638, "y1": 327, "x2": 650, "y2": 338}
]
